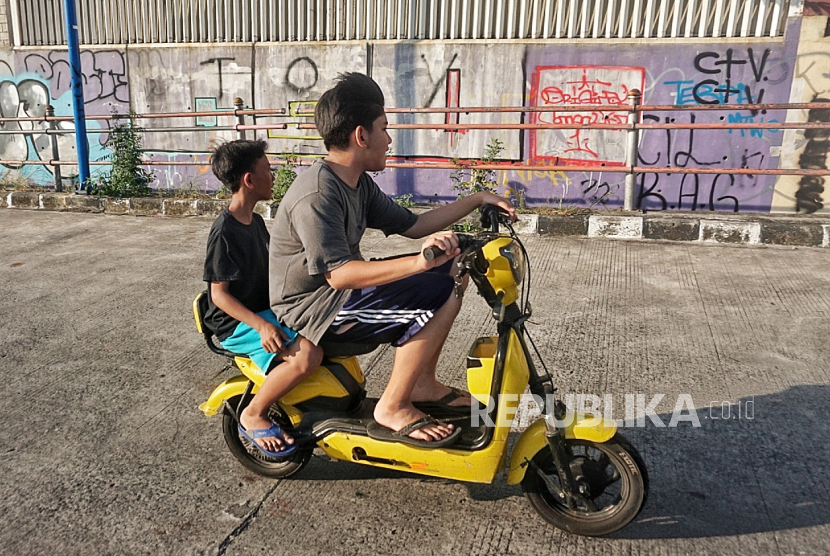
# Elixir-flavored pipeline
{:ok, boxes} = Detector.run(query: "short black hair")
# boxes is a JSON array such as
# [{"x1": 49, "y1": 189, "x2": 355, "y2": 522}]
[
  {"x1": 315, "y1": 73, "x2": 385, "y2": 151},
  {"x1": 210, "y1": 139, "x2": 267, "y2": 193}
]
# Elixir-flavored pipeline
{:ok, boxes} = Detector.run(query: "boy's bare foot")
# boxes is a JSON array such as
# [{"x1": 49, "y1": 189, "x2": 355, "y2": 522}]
[
  {"x1": 239, "y1": 408, "x2": 294, "y2": 453},
  {"x1": 373, "y1": 402, "x2": 455, "y2": 442}
]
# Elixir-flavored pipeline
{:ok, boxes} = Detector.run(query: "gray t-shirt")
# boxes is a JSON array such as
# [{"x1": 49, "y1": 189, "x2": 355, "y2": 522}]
[{"x1": 269, "y1": 160, "x2": 418, "y2": 344}]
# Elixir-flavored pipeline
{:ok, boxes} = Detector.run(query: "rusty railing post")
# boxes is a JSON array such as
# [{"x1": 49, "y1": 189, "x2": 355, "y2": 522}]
[
  {"x1": 624, "y1": 89, "x2": 641, "y2": 211},
  {"x1": 45, "y1": 105, "x2": 63, "y2": 192},
  {"x1": 234, "y1": 97, "x2": 246, "y2": 140}
]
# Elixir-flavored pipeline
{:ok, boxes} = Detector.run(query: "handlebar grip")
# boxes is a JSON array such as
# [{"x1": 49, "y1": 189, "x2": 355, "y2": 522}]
[
  {"x1": 422, "y1": 246, "x2": 444, "y2": 261},
  {"x1": 479, "y1": 204, "x2": 504, "y2": 231}
]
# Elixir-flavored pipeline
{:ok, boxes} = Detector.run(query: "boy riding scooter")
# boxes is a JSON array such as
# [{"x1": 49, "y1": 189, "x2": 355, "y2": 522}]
[{"x1": 268, "y1": 73, "x2": 516, "y2": 446}]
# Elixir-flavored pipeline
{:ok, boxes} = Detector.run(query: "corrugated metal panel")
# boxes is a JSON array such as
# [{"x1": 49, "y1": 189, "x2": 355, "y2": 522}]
[{"x1": 10, "y1": 0, "x2": 794, "y2": 45}]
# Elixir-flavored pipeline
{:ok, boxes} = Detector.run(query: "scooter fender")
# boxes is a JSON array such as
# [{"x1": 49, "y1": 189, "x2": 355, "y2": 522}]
[
  {"x1": 505, "y1": 412, "x2": 618, "y2": 485},
  {"x1": 198, "y1": 375, "x2": 258, "y2": 417}
]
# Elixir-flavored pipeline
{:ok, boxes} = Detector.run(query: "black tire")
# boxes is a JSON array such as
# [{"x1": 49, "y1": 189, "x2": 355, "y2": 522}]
[
  {"x1": 521, "y1": 433, "x2": 649, "y2": 536},
  {"x1": 221, "y1": 394, "x2": 312, "y2": 478}
]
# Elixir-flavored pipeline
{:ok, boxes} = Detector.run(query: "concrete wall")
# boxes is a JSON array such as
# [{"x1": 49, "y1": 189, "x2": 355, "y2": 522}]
[
  {"x1": 0, "y1": 1, "x2": 9, "y2": 47},
  {"x1": 772, "y1": 12, "x2": 830, "y2": 213},
  {"x1": 0, "y1": 14, "x2": 828, "y2": 214}
]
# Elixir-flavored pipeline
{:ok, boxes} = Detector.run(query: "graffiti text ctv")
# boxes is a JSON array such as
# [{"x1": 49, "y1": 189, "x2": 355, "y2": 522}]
[{"x1": 664, "y1": 48, "x2": 771, "y2": 108}]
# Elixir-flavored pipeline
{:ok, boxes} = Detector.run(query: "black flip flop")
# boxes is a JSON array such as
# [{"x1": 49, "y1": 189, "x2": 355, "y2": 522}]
[
  {"x1": 367, "y1": 416, "x2": 462, "y2": 448},
  {"x1": 413, "y1": 387, "x2": 484, "y2": 416}
]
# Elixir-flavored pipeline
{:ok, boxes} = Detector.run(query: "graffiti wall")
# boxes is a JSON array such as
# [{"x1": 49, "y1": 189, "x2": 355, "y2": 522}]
[
  {"x1": 0, "y1": 50, "x2": 126, "y2": 184},
  {"x1": 513, "y1": 37, "x2": 799, "y2": 212},
  {"x1": 367, "y1": 35, "x2": 802, "y2": 211},
  {"x1": 372, "y1": 43, "x2": 524, "y2": 160},
  {"x1": 0, "y1": 12, "x2": 827, "y2": 213},
  {"x1": 254, "y1": 43, "x2": 367, "y2": 155},
  {"x1": 126, "y1": 46, "x2": 254, "y2": 190}
]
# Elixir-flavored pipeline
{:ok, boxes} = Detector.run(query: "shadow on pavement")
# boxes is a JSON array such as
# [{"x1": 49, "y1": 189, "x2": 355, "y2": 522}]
[{"x1": 617, "y1": 385, "x2": 830, "y2": 539}]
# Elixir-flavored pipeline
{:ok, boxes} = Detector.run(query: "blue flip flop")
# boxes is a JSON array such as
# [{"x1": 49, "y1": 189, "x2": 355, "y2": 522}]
[{"x1": 238, "y1": 422, "x2": 297, "y2": 459}]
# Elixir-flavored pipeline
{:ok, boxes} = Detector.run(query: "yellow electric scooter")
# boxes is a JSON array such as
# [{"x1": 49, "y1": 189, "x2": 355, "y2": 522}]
[{"x1": 196, "y1": 206, "x2": 648, "y2": 536}]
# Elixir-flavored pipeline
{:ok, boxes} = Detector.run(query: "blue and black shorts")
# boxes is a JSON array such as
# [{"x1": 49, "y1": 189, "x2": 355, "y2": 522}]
[{"x1": 321, "y1": 259, "x2": 455, "y2": 347}]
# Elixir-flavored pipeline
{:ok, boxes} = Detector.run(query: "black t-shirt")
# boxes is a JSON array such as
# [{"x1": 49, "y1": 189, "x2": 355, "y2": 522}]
[{"x1": 203, "y1": 209, "x2": 270, "y2": 340}]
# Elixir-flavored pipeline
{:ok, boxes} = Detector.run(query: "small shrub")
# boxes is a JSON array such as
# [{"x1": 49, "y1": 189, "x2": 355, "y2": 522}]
[
  {"x1": 392, "y1": 193, "x2": 414, "y2": 208},
  {"x1": 450, "y1": 137, "x2": 505, "y2": 232},
  {"x1": 506, "y1": 187, "x2": 531, "y2": 214},
  {"x1": 451, "y1": 219, "x2": 477, "y2": 233},
  {"x1": 90, "y1": 111, "x2": 154, "y2": 197},
  {"x1": 215, "y1": 185, "x2": 231, "y2": 200},
  {"x1": 272, "y1": 154, "x2": 299, "y2": 204},
  {"x1": 170, "y1": 180, "x2": 211, "y2": 199},
  {"x1": 450, "y1": 137, "x2": 504, "y2": 200},
  {"x1": 0, "y1": 173, "x2": 39, "y2": 191}
]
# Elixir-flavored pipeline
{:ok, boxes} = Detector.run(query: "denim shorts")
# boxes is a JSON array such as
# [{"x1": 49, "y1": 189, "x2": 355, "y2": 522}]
[{"x1": 220, "y1": 309, "x2": 299, "y2": 375}]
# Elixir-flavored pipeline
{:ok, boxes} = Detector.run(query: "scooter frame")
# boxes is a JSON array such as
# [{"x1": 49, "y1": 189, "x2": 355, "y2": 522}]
[{"x1": 197, "y1": 233, "x2": 619, "y2": 491}]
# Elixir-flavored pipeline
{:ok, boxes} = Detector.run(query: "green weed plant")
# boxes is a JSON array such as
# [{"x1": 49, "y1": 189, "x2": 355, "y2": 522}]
[
  {"x1": 450, "y1": 137, "x2": 504, "y2": 232},
  {"x1": 90, "y1": 111, "x2": 154, "y2": 197},
  {"x1": 450, "y1": 138, "x2": 504, "y2": 200},
  {"x1": 392, "y1": 193, "x2": 414, "y2": 208},
  {"x1": 272, "y1": 154, "x2": 299, "y2": 204}
]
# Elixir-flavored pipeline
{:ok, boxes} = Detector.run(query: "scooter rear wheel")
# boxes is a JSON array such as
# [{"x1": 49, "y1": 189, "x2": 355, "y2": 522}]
[
  {"x1": 521, "y1": 433, "x2": 648, "y2": 536},
  {"x1": 222, "y1": 394, "x2": 312, "y2": 478}
]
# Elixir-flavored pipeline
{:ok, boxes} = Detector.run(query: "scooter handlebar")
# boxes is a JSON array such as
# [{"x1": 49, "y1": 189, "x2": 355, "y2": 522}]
[
  {"x1": 421, "y1": 233, "x2": 474, "y2": 261},
  {"x1": 422, "y1": 245, "x2": 443, "y2": 261},
  {"x1": 479, "y1": 204, "x2": 511, "y2": 231}
]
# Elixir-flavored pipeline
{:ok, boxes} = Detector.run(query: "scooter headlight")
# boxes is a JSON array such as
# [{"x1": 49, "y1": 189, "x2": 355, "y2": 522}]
[
  {"x1": 499, "y1": 241, "x2": 525, "y2": 285},
  {"x1": 481, "y1": 237, "x2": 524, "y2": 307}
]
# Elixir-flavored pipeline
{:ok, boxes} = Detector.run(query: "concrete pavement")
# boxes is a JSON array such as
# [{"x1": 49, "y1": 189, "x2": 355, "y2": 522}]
[{"x1": 0, "y1": 209, "x2": 828, "y2": 555}]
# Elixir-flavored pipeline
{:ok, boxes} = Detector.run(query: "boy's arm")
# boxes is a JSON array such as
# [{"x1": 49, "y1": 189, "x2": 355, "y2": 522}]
[
  {"x1": 210, "y1": 281, "x2": 290, "y2": 353},
  {"x1": 325, "y1": 231, "x2": 460, "y2": 290},
  {"x1": 401, "y1": 191, "x2": 517, "y2": 239}
]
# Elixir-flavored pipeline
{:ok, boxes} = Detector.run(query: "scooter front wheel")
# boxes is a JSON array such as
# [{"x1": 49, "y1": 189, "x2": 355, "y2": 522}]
[
  {"x1": 521, "y1": 433, "x2": 648, "y2": 536},
  {"x1": 222, "y1": 394, "x2": 312, "y2": 478}
]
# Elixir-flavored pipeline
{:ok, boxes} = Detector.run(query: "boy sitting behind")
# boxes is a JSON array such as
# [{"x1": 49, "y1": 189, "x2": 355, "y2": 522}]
[{"x1": 203, "y1": 139, "x2": 322, "y2": 458}]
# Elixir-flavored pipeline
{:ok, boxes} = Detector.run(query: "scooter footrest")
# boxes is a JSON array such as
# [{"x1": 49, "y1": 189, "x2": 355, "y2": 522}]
[{"x1": 311, "y1": 417, "x2": 372, "y2": 438}]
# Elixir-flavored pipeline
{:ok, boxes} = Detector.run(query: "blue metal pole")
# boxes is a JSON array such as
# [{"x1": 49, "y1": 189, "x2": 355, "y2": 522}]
[{"x1": 62, "y1": 0, "x2": 90, "y2": 191}]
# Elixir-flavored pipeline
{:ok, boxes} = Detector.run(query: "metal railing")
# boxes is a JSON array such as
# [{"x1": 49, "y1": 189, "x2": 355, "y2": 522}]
[
  {"x1": 10, "y1": 0, "x2": 795, "y2": 45},
  {"x1": 0, "y1": 97, "x2": 828, "y2": 211}
]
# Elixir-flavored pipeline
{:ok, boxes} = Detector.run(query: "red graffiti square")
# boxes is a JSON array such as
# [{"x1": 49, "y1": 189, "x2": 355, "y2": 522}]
[{"x1": 529, "y1": 65, "x2": 645, "y2": 166}]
